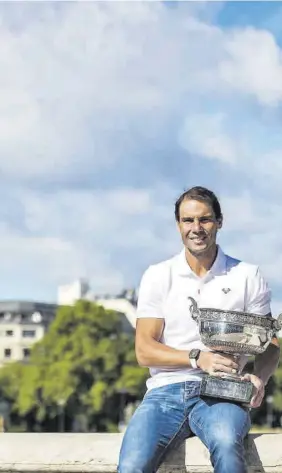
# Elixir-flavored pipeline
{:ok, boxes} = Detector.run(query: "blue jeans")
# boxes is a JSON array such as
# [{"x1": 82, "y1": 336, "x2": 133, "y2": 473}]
[{"x1": 118, "y1": 381, "x2": 251, "y2": 473}]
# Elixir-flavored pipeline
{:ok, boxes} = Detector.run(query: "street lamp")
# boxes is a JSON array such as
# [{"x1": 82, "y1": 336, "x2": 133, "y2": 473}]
[
  {"x1": 57, "y1": 399, "x2": 66, "y2": 432},
  {"x1": 266, "y1": 395, "x2": 274, "y2": 428},
  {"x1": 117, "y1": 388, "x2": 127, "y2": 432}
]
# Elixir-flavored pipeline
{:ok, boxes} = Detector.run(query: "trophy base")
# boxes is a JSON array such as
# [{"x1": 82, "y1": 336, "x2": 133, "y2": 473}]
[{"x1": 200, "y1": 374, "x2": 253, "y2": 405}]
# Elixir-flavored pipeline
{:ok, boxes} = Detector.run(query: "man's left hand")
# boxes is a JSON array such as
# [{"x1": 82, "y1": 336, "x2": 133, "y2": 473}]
[{"x1": 241, "y1": 373, "x2": 265, "y2": 408}]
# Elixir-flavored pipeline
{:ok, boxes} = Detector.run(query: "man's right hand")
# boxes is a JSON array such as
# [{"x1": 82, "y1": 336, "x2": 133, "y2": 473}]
[{"x1": 197, "y1": 351, "x2": 239, "y2": 376}]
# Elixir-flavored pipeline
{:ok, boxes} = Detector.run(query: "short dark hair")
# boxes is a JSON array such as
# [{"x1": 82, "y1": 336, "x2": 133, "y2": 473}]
[{"x1": 174, "y1": 186, "x2": 222, "y2": 222}]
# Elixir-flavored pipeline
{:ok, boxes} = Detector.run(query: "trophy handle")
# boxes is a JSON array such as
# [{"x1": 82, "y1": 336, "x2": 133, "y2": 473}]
[
  {"x1": 188, "y1": 297, "x2": 200, "y2": 322},
  {"x1": 273, "y1": 313, "x2": 282, "y2": 333}
]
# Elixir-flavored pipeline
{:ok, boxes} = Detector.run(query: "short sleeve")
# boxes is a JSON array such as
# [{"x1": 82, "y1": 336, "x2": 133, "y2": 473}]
[
  {"x1": 136, "y1": 265, "x2": 165, "y2": 319},
  {"x1": 245, "y1": 266, "x2": 271, "y2": 315}
]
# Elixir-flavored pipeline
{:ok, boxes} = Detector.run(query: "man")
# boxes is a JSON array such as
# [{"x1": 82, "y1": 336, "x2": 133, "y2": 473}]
[{"x1": 118, "y1": 186, "x2": 280, "y2": 473}]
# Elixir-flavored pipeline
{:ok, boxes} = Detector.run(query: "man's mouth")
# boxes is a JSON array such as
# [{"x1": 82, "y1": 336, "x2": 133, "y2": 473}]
[{"x1": 190, "y1": 236, "x2": 207, "y2": 244}]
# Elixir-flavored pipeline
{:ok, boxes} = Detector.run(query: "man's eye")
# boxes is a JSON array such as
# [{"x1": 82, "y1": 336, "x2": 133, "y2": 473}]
[
  {"x1": 201, "y1": 217, "x2": 214, "y2": 223},
  {"x1": 183, "y1": 217, "x2": 213, "y2": 224}
]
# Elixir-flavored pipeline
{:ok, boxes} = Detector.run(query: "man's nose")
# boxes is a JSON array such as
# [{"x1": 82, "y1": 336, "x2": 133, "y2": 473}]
[{"x1": 191, "y1": 218, "x2": 201, "y2": 232}]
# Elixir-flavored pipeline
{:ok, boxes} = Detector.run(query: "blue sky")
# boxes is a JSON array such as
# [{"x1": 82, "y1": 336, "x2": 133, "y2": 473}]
[{"x1": 1, "y1": 1, "x2": 282, "y2": 314}]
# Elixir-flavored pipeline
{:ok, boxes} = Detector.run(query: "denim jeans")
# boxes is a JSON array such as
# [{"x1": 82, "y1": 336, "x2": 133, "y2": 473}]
[{"x1": 118, "y1": 381, "x2": 251, "y2": 473}]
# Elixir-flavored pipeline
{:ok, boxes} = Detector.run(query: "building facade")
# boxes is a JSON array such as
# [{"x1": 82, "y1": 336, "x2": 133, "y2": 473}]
[
  {"x1": 57, "y1": 279, "x2": 137, "y2": 330},
  {"x1": 0, "y1": 301, "x2": 57, "y2": 366}
]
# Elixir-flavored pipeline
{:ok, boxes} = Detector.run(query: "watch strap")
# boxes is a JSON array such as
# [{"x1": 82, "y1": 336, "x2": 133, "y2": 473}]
[
  {"x1": 190, "y1": 357, "x2": 198, "y2": 369},
  {"x1": 189, "y1": 348, "x2": 201, "y2": 369}
]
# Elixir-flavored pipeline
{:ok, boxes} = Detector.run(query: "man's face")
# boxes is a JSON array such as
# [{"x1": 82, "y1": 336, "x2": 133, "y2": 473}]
[{"x1": 177, "y1": 199, "x2": 222, "y2": 256}]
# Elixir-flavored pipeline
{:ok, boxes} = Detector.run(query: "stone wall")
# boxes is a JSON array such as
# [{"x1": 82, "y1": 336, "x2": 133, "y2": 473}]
[{"x1": 0, "y1": 433, "x2": 281, "y2": 473}]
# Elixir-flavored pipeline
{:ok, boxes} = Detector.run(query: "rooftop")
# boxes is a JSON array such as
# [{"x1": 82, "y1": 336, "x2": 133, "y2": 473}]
[{"x1": 0, "y1": 300, "x2": 58, "y2": 313}]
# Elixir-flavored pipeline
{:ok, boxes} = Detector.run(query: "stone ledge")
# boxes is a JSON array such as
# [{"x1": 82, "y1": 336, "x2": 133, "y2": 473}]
[{"x1": 0, "y1": 433, "x2": 280, "y2": 473}]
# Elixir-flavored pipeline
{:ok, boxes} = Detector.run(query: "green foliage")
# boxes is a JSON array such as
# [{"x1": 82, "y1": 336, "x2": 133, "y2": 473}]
[
  {"x1": 0, "y1": 300, "x2": 148, "y2": 431},
  {"x1": 0, "y1": 363, "x2": 25, "y2": 406},
  {"x1": 86, "y1": 381, "x2": 108, "y2": 413},
  {"x1": 117, "y1": 365, "x2": 148, "y2": 395}
]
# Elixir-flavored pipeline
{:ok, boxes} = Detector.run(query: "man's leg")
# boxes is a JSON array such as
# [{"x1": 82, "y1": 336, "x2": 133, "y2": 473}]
[
  {"x1": 118, "y1": 382, "x2": 195, "y2": 473},
  {"x1": 189, "y1": 398, "x2": 251, "y2": 473}
]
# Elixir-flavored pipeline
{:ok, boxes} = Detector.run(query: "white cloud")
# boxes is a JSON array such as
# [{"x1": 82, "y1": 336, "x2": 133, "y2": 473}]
[
  {"x1": 255, "y1": 150, "x2": 282, "y2": 181},
  {"x1": 178, "y1": 109, "x2": 282, "y2": 189},
  {"x1": 221, "y1": 193, "x2": 267, "y2": 233},
  {"x1": 1, "y1": 3, "x2": 282, "y2": 181},
  {"x1": 0, "y1": 186, "x2": 178, "y2": 299},
  {"x1": 178, "y1": 113, "x2": 238, "y2": 164},
  {"x1": 0, "y1": 223, "x2": 125, "y2": 299},
  {"x1": 219, "y1": 27, "x2": 282, "y2": 106},
  {"x1": 0, "y1": 2, "x2": 168, "y2": 179},
  {"x1": 22, "y1": 188, "x2": 153, "y2": 237},
  {"x1": 1, "y1": 2, "x2": 282, "y2": 304},
  {"x1": 220, "y1": 194, "x2": 282, "y2": 289}
]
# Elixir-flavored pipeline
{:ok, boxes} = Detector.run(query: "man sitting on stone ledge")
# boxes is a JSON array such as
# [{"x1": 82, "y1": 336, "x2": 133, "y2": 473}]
[{"x1": 118, "y1": 186, "x2": 280, "y2": 473}]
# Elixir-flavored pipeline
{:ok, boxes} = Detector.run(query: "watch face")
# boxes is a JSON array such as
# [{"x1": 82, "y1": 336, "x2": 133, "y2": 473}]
[{"x1": 190, "y1": 349, "x2": 200, "y2": 360}]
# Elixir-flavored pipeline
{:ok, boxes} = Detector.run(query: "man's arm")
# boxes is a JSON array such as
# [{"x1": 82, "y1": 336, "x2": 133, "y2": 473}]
[
  {"x1": 135, "y1": 265, "x2": 195, "y2": 368},
  {"x1": 242, "y1": 336, "x2": 280, "y2": 408},
  {"x1": 243, "y1": 267, "x2": 281, "y2": 407},
  {"x1": 136, "y1": 318, "x2": 193, "y2": 367},
  {"x1": 253, "y1": 336, "x2": 280, "y2": 385},
  {"x1": 135, "y1": 318, "x2": 238, "y2": 373}
]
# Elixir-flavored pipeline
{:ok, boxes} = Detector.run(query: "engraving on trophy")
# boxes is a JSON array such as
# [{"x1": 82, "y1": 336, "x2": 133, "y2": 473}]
[
  {"x1": 200, "y1": 376, "x2": 253, "y2": 404},
  {"x1": 188, "y1": 297, "x2": 282, "y2": 405}
]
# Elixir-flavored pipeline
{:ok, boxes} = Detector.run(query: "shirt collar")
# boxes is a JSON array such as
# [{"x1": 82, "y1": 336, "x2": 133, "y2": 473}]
[{"x1": 175, "y1": 245, "x2": 227, "y2": 277}]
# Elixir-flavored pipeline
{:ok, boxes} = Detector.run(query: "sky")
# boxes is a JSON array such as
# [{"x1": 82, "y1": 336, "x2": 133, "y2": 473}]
[{"x1": 1, "y1": 0, "x2": 282, "y2": 314}]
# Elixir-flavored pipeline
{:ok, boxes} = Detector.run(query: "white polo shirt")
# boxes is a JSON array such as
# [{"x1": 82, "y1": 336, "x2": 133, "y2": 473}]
[{"x1": 136, "y1": 246, "x2": 271, "y2": 391}]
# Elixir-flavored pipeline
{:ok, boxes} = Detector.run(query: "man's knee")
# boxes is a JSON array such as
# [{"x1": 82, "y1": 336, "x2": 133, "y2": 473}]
[
  {"x1": 208, "y1": 425, "x2": 243, "y2": 451},
  {"x1": 207, "y1": 426, "x2": 247, "y2": 473}
]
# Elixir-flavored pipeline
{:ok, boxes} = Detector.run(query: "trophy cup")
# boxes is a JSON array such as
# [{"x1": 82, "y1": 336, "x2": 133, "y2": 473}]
[{"x1": 188, "y1": 297, "x2": 282, "y2": 405}]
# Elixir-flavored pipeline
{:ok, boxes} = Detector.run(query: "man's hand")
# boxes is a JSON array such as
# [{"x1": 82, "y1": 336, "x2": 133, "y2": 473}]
[
  {"x1": 197, "y1": 351, "x2": 239, "y2": 376},
  {"x1": 241, "y1": 373, "x2": 265, "y2": 408}
]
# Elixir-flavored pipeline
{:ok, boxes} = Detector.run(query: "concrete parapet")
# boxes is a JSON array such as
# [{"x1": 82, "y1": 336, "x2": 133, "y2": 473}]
[{"x1": 0, "y1": 433, "x2": 280, "y2": 473}]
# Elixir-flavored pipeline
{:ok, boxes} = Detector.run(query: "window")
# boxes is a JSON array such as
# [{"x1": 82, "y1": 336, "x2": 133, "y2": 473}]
[
  {"x1": 31, "y1": 312, "x2": 42, "y2": 323},
  {"x1": 23, "y1": 348, "x2": 30, "y2": 358},
  {"x1": 5, "y1": 330, "x2": 13, "y2": 337},
  {"x1": 22, "y1": 330, "x2": 36, "y2": 338},
  {"x1": 4, "y1": 348, "x2": 11, "y2": 358}
]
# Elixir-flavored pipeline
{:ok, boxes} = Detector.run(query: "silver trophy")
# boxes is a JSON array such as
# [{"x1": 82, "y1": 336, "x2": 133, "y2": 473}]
[{"x1": 188, "y1": 297, "x2": 282, "y2": 405}]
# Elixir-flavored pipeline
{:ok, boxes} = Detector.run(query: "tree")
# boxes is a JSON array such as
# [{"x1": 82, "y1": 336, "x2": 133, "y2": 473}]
[{"x1": 0, "y1": 300, "x2": 148, "y2": 432}]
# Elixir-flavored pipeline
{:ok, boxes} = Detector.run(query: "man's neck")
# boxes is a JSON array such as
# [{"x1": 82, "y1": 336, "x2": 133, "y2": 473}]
[{"x1": 185, "y1": 245, "x2": 218, "y2": 278}]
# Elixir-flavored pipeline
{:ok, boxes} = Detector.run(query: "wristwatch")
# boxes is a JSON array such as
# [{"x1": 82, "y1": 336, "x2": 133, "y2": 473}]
[{"x1": 189, "y1": 349, "x2": 201, "y2": 369}]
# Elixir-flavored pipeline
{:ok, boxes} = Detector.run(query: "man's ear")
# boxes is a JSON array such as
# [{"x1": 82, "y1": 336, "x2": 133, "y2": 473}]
[{"x1": 217, "y1": 216, "x2": 223, "y2": 229}]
